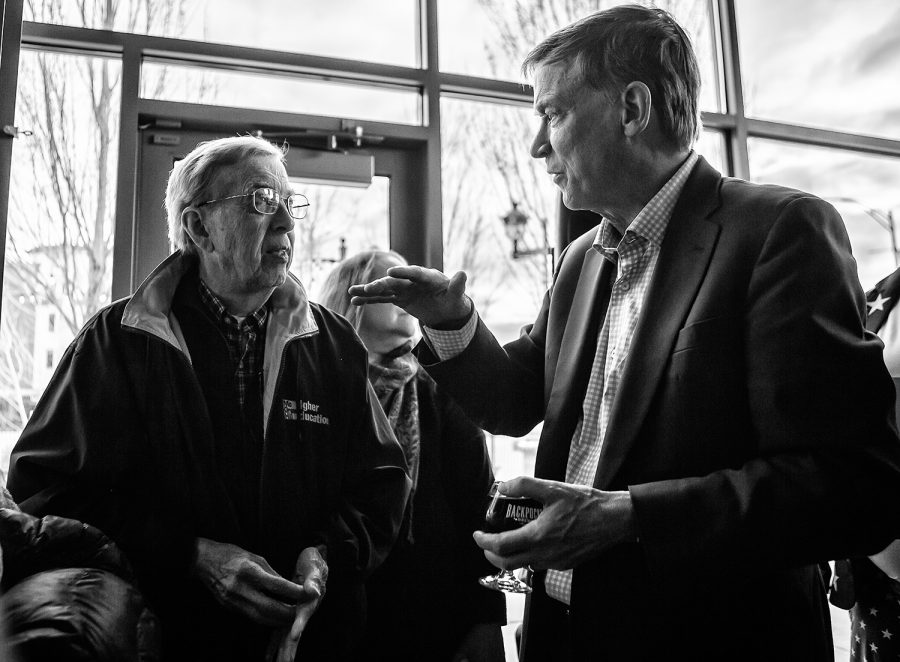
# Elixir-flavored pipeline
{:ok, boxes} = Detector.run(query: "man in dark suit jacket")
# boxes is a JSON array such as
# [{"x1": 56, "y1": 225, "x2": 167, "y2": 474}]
[{"x1": 350, "y1": 5, "x2": 900, "y2": 661}]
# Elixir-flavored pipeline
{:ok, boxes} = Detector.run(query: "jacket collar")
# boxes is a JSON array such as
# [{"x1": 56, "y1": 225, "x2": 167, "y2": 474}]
[{"x1": 121, "y1": 251, "x2": 319, "y2": 354}]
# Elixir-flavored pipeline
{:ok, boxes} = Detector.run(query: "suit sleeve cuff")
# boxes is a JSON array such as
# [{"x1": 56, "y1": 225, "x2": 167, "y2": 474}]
[{"x1": 422, "y1": 308, "x2": 479, "y2": 361}]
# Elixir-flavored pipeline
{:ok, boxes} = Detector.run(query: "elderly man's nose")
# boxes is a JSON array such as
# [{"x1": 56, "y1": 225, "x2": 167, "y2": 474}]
[
  {"x1": 530, "y1": 125, "x2": 550, "y2": 159},
  {"x1": 273, "y1": 203, "x2": 294, "y2": 231}
]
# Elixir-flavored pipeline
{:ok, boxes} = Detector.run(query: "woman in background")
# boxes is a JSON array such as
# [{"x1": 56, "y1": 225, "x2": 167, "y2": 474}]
[{"x1": 319, "y1": 250, "x2": 506, "y2": 662}]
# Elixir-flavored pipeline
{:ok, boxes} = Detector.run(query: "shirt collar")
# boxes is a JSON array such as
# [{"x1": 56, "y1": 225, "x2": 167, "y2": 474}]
[
  {"x1": 593, "y1": 151, "x2": 700, "y2": 259},
  {"x1": 198, "y1": 278, "x2": 268, "y2": 332}
]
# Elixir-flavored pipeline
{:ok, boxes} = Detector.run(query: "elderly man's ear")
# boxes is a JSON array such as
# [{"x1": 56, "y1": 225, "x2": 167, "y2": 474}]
[
  {"x1": 620, "y1": 81, "x2": 653, "y2": 138},
  {"x1": 182, "y1": 207, "x2": 213, "y2": 253}
]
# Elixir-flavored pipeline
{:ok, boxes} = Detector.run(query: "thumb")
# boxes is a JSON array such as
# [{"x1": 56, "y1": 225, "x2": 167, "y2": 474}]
[
  {"x1": 498, "y1": 475, "x2": 548, "y2": 501},
  {"x1": 447, "y1": 271, "x2": 468, "y2": 298},
  {"x1": 303, "y1": 576, "x2": 323, "y2": 601}
]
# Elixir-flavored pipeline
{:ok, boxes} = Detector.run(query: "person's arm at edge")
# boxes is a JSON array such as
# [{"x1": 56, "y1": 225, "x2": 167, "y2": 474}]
[{"x1": 870, "y1": 539, "x2": 900, "y2": 580}]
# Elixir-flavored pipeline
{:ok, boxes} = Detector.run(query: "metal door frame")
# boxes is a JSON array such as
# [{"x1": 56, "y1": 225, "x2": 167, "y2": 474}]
[{"x1": 132, "y1": 108, "x2": 430, "y2": 293}]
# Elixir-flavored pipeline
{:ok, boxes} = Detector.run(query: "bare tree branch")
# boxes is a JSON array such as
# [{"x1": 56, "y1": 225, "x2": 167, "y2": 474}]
[{"x1": 0, "y1": 0, "x2": 190, "y2": 431}]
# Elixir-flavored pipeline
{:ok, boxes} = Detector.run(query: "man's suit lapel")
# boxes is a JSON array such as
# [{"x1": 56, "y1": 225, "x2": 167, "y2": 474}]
[
  {"x1": 593, "y1": 157, "x2": 723, "y2": 489},
  {"x1": 536, "y1": 246, "x2": 614, "y2": 481}
]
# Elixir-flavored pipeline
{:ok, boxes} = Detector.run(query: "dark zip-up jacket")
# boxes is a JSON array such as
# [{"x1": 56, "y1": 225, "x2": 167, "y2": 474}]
[{"x1": 8, "y1": 251, "x2": 411, "y2": 660}]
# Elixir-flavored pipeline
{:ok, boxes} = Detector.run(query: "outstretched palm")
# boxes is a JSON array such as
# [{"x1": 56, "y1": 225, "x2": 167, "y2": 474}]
[{"x1": 349, "y1": 265, "x2": 471, "y2": 328}]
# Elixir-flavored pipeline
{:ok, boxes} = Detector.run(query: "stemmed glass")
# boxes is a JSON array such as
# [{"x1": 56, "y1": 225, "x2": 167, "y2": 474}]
[{"x1": 478, "y1": 480, "x2": 543, "y2": 594}]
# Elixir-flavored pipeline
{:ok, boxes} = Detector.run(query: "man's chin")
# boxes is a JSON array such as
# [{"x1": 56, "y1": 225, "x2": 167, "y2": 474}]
[
  {"x1": 250, "y1": 269, "x2": 288, "y2": 293},
  {"x1": 560, "y1": 190, "x2": 583, "y2": 211},
  {"x1": 562, "y1": 197, "x2": 584, "y2": 211}
]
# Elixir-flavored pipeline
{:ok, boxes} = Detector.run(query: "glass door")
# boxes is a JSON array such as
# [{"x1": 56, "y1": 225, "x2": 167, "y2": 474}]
[{"x1": 135, "y1": 123, "x2": 428, "y2": 302}]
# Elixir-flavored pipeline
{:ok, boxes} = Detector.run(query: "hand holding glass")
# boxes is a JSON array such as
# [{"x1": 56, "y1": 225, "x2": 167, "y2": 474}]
[{"x1": 478, "y1": 480, "x2": 543, "y2": 594}]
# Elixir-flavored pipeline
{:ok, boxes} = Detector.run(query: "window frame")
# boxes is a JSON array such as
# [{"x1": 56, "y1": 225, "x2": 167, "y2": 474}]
[
  {"x1": 0, "y1": 0, "x2": 897, "y2": 307},
  {"x1": 0, "y1": 0, "x2": 26, "y2": 300}
]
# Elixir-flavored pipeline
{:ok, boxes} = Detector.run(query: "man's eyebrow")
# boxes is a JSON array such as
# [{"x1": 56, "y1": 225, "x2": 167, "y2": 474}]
[
  {"x1": 534, "y1": 93, "x2": 560, "y2": 114},
  {"x1": 243, "y1": 177, "x2": 280, "y2": 192}
]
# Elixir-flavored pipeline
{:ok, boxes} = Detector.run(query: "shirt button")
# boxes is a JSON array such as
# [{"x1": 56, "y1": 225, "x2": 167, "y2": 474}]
[{"x1": 620, "y1": 282, "x2": 630, "y2": 291}]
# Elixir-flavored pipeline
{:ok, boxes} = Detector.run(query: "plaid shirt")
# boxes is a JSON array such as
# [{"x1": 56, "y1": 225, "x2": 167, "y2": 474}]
[
  {"x1": 544, "y1": 151, "x2": 700, "y2": 604},
  {"x1": 198, "y1": 279, "x2": 268, "y2": 413}
]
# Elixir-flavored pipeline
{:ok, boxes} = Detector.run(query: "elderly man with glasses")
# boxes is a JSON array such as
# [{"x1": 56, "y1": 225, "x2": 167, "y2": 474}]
[{"x1": 7, "y1": 135, "x2": 411, "y2": 662}]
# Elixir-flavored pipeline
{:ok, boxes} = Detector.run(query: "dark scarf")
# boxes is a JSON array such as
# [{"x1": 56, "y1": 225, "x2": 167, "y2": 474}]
[{"x1": 369, "y1": 348, "x2": 420, "y2": 542}]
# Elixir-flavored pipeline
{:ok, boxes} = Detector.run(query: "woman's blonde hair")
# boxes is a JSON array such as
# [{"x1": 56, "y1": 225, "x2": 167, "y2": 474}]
[{"x1": 318, "y1": 249, "x2": 407, "y2": 329}]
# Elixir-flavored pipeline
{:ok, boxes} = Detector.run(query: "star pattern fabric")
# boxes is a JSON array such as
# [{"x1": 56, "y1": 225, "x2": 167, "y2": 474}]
[
  {"x1": 869, "y1": 293, "x2": 891, "y2": 315},
  {"x1": 847, "y1": 558, "x2": 900, "y2": 662},
  {"x1": 832, "y1": 269, "x2": 900, "y2": 662},
  {"x1": 865, "y1": 280, "x2": 898, "y2": 332}
]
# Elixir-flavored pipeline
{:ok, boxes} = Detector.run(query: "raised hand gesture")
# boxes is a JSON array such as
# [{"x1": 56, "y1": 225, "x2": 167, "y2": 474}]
[{"x1": 348, "y1": 265, "x2": 472, "y2": 328}]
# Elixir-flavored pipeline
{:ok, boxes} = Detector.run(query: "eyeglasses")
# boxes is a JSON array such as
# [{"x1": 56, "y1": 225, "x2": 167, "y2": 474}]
[{"x1": 197, "y1": 187, "x2": 310, "y2": 220}]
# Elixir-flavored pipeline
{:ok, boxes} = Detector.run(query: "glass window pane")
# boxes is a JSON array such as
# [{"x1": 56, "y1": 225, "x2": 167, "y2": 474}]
[
  {"x1": 697, "y1": 128, "x2": 727, "y2": 174},
  {"x1": 293, "y1": 177, "x2": 391, "y2": 301},
  {"x1": 735, "y1": 0, "x2": 900, "y2": 139},
  {"x1": 441, "y1": 96, "x2": 554, "y2": 656},
  {"x1": 1, "y1": 50, "x2": 120, "y2": 474},
  {"x1": 438, "y1": 0, "x2": 723, "y2": 113},
  {"x1": 441, "y1": 96, "x2": 558, "y2": 485},
  {"x1": 142, "y1": 62, "x2": 421, "y2": 125},
  {"x1": 748, "y1": 139, "x2": 900, "y2": 290},
  {"x1": 441, "y1": 97, "x2": 558, "y2": 348},
  {"x1": 25, "y1": 0, "x2": 419, "y2": 68}
]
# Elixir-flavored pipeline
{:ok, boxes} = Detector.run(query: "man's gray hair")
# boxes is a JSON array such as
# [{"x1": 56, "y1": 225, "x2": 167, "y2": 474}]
[
  {"x1": 522, "y1": 4, "x2": 701, "y2": 151},
  {"x1": 165, "y1": 135, "x2": 286, "y2": 255}
]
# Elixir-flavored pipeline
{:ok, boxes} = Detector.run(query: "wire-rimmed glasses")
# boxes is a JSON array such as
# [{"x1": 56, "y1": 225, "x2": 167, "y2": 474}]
[{"x1": 197, "y1": 187, "x2": 310, "y2": 220}]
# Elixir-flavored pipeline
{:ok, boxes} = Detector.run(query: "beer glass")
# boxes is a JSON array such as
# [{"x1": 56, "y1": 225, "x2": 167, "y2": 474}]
[{"x1": 478, "y1": 480, "x2": 543, "y2": 593}]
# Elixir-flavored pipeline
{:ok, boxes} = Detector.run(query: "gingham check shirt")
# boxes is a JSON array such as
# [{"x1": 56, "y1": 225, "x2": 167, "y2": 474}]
[
  {"x1": 426, "y1": 151, "x2": 699, "y2": 605},
  {"x1": 544, "y1": 151, "x2": 698, "y2": 603},
  {"x1": 198, "y1": 279, "x2": 268, "y2": 413}
]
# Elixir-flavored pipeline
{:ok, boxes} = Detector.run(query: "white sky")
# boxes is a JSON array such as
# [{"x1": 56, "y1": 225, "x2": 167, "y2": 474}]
[
  {"x1": 735, "y1": 0, "x2": 900, "y2": 140},
  {"x1": 196, "y1": 0, "x2": 418, "y2": 65}
]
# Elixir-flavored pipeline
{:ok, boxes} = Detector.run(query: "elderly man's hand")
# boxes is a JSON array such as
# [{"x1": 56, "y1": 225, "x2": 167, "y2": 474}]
[
  {"x1": 348, "y1": 265, "x2": 471, "y2": 329},
  {"x1": 269, "y1": 546, "x2": 328, "y2": 662},
  {"x1": 473, "y1": 477, "x2": 638, "y2": 571},
  {"x1": 191, "y1": 537, "x2": 305, "y2": 627}
]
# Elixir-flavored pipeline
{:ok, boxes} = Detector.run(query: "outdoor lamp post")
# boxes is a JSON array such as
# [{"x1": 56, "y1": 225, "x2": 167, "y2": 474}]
[{"x1": 501, "y1": 202, "x2": 553, "y2": 261}]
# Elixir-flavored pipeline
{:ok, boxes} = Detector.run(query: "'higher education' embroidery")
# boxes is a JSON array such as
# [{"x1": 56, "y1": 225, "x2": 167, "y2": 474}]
[{"x1": 283, "y1": 399, "x2": 330, "y2": 425}]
